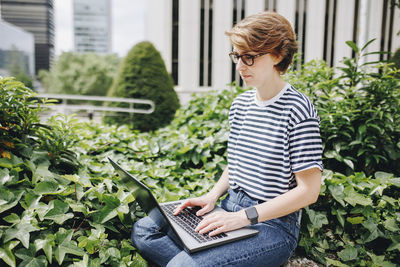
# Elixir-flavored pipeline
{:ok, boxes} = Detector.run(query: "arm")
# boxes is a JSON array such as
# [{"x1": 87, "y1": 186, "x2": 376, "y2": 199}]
[
  {"x1": 174, "y1": 166, "x2": 230, "y2": 216},
  {"x1": 196, "y1": 167, "x2": 321, "y2": 236},
  {"x1": 252, "y1": 167, "x2": 321, "y2": 222}
]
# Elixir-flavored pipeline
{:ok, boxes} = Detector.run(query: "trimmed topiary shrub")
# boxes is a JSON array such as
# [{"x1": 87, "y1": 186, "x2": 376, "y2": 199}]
[{"x1": 105, "y1": 41, "x2": 180, "y2": 131}]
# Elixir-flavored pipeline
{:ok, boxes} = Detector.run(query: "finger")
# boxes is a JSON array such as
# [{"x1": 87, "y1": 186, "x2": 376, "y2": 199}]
[
  {"x1": 209, "y1": 226, "x2": 225, "y2": 237},
  {"x1": 195, "y1": 216, "x2": 218, "y2": 232},
  {"x1": 173, "y1": 200, "x2": 192, "y2": 215},
  {"x1": 196, "y1": 204, "x2": 213, "y2": 216},
  {"x1": 198, "y1": 222, "x2": 221, "y2": 234},
  {"x1": 174, "y1": 198, "x2": 202, "y2": 215}
]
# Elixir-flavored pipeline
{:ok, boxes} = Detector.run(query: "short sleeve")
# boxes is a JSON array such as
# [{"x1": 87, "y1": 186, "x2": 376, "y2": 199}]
[{"x1": 289, "y1": 118, "x2": 323, "y2": 173}]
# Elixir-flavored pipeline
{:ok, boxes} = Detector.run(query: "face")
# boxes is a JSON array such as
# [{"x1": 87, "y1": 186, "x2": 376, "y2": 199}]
[{"x1": 232, "y1": 48, "x2": 281, "y2": 88}]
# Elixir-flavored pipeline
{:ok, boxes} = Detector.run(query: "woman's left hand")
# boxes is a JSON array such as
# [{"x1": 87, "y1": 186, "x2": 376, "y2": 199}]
[{"x1": 195, "y1": 210, "x2": 249, "y2": 237}]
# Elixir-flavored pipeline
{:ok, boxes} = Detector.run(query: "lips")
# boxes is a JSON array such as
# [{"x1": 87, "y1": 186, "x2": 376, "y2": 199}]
[{"x1": 241, "y1": 74, "x2": 251, "y2": 79}]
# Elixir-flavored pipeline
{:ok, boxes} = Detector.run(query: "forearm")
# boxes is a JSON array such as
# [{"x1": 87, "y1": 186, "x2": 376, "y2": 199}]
[
  {"x1": 255, "y1": 186, "x2": 316, "y2": 222},
  {"x1": 254, "y1": 168, "x2": 321, "y2": 222},
  {"x1": 206, "y1": 167, "x2": 230, "y2": 201}
]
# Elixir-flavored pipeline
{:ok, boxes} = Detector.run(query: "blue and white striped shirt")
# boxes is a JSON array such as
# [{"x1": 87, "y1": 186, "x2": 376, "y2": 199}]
[{"x1": 228, "y1": 83, "x2": 323, "y2": 202}]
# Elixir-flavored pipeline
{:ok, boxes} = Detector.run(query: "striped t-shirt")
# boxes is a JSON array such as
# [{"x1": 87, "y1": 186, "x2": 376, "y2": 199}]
[{"x1": 228, "y1": 83, "x2": 323, "y2": 202}]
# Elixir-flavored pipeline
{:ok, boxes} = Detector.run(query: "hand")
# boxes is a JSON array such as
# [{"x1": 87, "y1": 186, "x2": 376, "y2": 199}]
[
  {"x1": 195, "y1": 210, "x2": 249, "y2": 237},
  {"x1": 173, "y1": 194, "x2": 218, "y2": 216}
]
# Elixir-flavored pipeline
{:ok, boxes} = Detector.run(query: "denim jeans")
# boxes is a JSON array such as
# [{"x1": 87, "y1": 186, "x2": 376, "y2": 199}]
[{"x1": 131, "y1": 188, "x2": 301, "y2": 267}]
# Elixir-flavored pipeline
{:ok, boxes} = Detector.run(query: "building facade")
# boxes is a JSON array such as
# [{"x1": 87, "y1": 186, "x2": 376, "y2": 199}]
[
  {"x1": 0, "y1": 0, "x2": 54, "y2": 74},
  {"x1": 73, "y1": 0, "x2": 111, "y2": 54},
  {"x1": 146, "y1": 0, "x2": 400, "y2": 100}
]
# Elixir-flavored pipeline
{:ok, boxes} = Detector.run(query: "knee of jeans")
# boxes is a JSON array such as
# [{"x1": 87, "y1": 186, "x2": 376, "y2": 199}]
[
  {"x1": 167, "y1": 251, "x2": 197, "y2": 267},
  {"x1": 131, "y1": 217, "x2": 152, "y2": 247}
]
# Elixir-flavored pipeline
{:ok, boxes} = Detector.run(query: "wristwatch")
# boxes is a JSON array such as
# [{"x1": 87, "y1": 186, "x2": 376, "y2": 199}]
[{"x1": 245, "y1": 207, "x2": 259, "y2": 225}]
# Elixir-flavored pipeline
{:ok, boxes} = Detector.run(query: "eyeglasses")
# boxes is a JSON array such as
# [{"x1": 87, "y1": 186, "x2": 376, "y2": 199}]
[{"x1": 229, "y1": 52, "x2": 268, "y2": 66}]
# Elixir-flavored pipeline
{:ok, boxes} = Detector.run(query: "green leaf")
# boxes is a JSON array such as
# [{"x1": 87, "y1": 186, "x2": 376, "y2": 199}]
[
  {"x1": 0, "y1": 190, "x2": 24, "y2": 213},
  {"x1": 325, "y1": 257, "x2": 350, "y2": 267},
  {"x1": 23, "y1": 192, "x2": 41, "y2": 210},
  {"x1": 3, "y1": 213, "x2": 20, "y2": 224},
  {"x1": 54, "y1": 229, "x2": 85, "y2": 265},
  {"x1": 44, "y1": 199, "x2": 73, "y2": 224},
  {"x1": 305, "y1": 207, "x2": 328, "y2": 237},
  {"x1": 98, "y1": 195, "x2": 120, "y2": 223},
  {"x1": 366, "y1": 251, "x2": 396, "y2": 267},
  {"x1": 344, "y1": 186, "x2": 372, "y2": 206},
  {"x1": 346, "y1": 41, "x2": 359, "y2": 53},
  {"x1": 32, "y1": 164, "x2": 55, "y2": 183},
  {"x1": 34, "y1": 234, "x2": 54, "y2": 264},
  {"x1": 4, "y1": 223, "x2": 38, "y2": 248},
  {"x1": 0, "y1": 168, "x2": 11, "y2": 185},
  {"x1": 388, "y1": 235, "x2": 400, "y2": 252},
  {"x1": 72, "y1": 253, "x2": 89, "y2": 267},
  {"x1": 347, "y1": 216, "x2": 364, "y2": 224},
  {"x1": 360, "y1": 38, "x2": 376, "y2": 51},
  {"x1": 338, "y1": 245, "x2": 358, "y2": 261},
  {"x1": 19, "y1": 255, "x2": 47, "y2": 267},
  {"x1": 0, "y1": 241, "x2": 20, "y2": 267},
  {"x1": 343, "y1": 158, "x2": 354, "y2": 169},
  {"x1": 328, "y1": 184, "x2": 346, "y2": 207},
  {"x1": 383, "y1": 218, "x2": 400, "y2": 232},
  {"x1": 55, "y1": 242, "x2": 85, "y2": 265},
  {"x1": 33, "y1": 181, "x2": 58, "y2": 194}
]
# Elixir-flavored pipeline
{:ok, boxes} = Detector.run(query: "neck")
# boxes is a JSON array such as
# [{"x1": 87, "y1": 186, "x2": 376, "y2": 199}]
[{"x1": 256, "y1": 75, "x2": 286, "y2": 101}]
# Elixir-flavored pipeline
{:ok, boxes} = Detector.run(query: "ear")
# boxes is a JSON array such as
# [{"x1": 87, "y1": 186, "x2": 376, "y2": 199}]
[{"x1": 271, "y1": 54, "x2": 283, "y2": 65}]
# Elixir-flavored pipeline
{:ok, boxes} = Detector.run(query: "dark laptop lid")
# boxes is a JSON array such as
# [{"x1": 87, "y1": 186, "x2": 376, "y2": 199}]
[
  {"x1": 109, "y1": 158, "x2": 185, "y2": 245},
  {"x1": 109, "y1": 158, "x2": 158, "y2": 214}
]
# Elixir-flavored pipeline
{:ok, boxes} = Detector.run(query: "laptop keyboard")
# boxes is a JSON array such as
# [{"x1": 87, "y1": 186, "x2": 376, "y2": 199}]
[{"x1": 161, "y1": 203, "x2": 227, "y2": 243}]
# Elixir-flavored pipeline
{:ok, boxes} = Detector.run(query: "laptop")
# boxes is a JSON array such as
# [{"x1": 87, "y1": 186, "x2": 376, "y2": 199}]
[{"x1": 109, "y1": 158, "x2": 258, "y2": 253}]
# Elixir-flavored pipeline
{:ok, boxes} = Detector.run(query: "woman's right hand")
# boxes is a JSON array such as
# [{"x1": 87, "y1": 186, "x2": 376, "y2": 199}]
[{"x1": 173, "y1": 193, "x2": 218, "y2": 216}]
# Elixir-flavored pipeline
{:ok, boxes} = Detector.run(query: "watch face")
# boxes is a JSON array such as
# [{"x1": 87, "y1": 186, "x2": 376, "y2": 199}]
[{"x1": 246, "y1": 207, "x2": 258, "y2": 224}]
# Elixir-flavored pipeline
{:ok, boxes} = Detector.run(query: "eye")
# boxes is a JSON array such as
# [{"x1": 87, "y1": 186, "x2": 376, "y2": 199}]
[{"x1": 243, "y1": 55, "x2": 254, "y2": 61}]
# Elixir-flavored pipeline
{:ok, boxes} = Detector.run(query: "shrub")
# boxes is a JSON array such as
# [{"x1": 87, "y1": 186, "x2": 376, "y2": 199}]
[
  {"x1": 1, "y1": 73, "x2": 399, "y2": 266},
  {"x1": 286, "y1": 41, "x2": 400, "y2": 176},
  {"x1": 300, "y1": 171, "x2": 400, "y2": 266},
  {"x1": 0, "y1": 77, "x2": 41, "y2": 141},
  {"x1": 105, "y1": 41, "x2": 180, "y2": 131},
  {"x1": 0, "y1": 76, "x2": 146, "y2": 267}
]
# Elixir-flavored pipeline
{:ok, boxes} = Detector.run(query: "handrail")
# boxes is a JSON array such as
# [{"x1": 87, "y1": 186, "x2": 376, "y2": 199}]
[{"x1": 36, "y1": 94, "x2": 155, "y2": 114}]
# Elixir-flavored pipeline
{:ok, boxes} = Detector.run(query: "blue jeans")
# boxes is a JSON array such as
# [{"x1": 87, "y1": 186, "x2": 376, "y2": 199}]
[{"x1": 131, "y1": 189, "x2": 301, "y2": 267}]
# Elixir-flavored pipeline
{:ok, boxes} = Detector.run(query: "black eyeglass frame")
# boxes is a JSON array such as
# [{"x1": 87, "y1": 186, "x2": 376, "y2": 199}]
[{"x1": 229, "y1": 52, "x2": 269, "y2": 66}]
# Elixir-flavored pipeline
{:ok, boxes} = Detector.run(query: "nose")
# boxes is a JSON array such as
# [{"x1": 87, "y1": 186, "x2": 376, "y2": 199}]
[{"x1": 235, "y1": 58, "x2": 247, "y2": 71}]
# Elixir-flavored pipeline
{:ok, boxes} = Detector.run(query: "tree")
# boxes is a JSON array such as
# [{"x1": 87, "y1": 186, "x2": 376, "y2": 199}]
[
  {"x1": 105, "y1": 41, "x2": 180, "y2": 131},
  {"x1": 38, "y1": 52, "x2": 120, "y2": 97}
]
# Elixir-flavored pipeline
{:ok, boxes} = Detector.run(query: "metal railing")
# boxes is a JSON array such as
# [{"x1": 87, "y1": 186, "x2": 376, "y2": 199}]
[{"x1": 36, "y1": 94, "x2": 155, "y2": 116}]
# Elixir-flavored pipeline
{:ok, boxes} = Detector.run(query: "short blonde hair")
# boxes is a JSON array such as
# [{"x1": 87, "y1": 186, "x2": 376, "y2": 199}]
[{"x1": 225, "y1": 11, "x2": 297, "y2": 73}]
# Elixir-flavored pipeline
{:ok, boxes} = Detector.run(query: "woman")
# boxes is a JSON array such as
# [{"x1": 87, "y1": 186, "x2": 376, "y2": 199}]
[{"x1": 132, "y1": 11, "x2": 323, "y2": 267}]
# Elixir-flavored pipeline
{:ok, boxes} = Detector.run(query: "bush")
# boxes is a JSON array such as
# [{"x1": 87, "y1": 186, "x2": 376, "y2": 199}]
[
  {"x1": 38, "y1": 52, "x2": 120, "y2": 98},
  {"x1": 105, "y1": 41, "x2": 180, "y2": 131},
  {"x1": 286, "y1": 41, "x2": 400, "y2": 176},
  {"x1": 300, "y1": 171, "x2": 400, "y2": 266},
  {"x1": 1, "y1": 73, "x2": 399, "y2": 266},
  {"x1": 0, "y1": 77, "x2": 146, "y2": 266}
]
